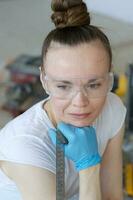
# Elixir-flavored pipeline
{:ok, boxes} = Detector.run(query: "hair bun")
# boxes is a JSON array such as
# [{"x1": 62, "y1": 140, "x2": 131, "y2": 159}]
[{"x1": 51, "y1": 0, "x2": 90, "y2": 28}]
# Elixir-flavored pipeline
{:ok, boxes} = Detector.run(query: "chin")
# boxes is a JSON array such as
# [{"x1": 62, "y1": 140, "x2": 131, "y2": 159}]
[
  {"x1": 67, "y1": 120, "x2": 93, "y2": 127},
  {"x1": 58, "y1": 115, "x2": 94, "y2": 127}
]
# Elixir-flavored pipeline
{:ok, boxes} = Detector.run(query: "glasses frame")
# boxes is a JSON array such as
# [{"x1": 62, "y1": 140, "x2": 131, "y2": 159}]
[{"x1": 43, "y1": 72, "x2": 114, "y2": 99}]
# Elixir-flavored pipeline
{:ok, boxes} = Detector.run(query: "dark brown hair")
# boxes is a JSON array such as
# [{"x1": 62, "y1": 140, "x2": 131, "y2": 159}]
[{"x1": 41, "y1": 0, "x2": 112, "y2": 70}]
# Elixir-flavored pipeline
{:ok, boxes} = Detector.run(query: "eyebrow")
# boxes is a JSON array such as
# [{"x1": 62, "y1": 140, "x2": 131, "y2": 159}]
[
  {"x1": 54, "y1": 78, "x2": 103, "y2": 84},
  {"x1": 54, "y1": 80, "x2": 73, "y2": 84},
  {"x1": 87, "y1": 78, "x2": 101, "y2": 83}
]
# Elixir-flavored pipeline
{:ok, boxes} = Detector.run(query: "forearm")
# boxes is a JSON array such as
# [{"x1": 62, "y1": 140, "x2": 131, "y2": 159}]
[{"x1": 79, "y1": 164, "x2": 101, "y2": 200}]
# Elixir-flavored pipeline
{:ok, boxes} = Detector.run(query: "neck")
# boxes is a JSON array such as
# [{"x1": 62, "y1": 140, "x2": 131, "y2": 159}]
[{"x1": 44, "y1": 101, "x2": 57, "y2": 127}]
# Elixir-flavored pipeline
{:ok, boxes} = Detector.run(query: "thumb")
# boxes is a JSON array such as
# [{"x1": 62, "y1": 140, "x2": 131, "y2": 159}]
[{"x1": 48, "y1": 128, "x2": 56, "y2": 145}]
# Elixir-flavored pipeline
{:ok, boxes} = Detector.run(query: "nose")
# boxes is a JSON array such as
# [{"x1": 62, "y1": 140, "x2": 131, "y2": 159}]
[{"x1": 71, "y1": 91, "x2": 89, "y2": 107}]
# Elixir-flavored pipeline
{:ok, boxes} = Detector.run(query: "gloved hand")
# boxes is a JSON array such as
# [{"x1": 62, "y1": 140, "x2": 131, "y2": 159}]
[{"x1": 48, "y1": 122, "x2": 101, "y2": 171}]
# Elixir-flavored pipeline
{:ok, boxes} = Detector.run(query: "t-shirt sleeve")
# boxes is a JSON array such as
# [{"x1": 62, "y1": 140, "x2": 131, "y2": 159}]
[
  {"x1": 0, "y1": 134, "x2": 56, "y2": 174},
  {"x1": 108, "y1": 93, "x2": 127, "y2": 138}
]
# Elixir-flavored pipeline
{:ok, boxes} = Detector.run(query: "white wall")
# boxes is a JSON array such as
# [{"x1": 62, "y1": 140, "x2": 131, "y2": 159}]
[
  {"x1": 113, "y1": 43, "x2": 133, "y2": 73},
  {"x1": 0, "y1": 0, "x2": 133, "y2": 75},
  {"x1": 86, "y1": 0, "x2": 133, "y2": 24},
  {"x1": 0, "y1": 0, "x2": 53, "y2": 61}
]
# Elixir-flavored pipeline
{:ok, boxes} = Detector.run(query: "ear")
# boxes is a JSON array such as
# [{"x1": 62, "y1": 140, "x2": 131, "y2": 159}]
[
  {"x1": 110, "y1": 64, "x2": 113, "y2": 72},
  {"x1": 39, "y1": 66, "x2": 41, "y2": 71},
  {"x1": 39, "y1": 67, "x2": 45, "y2": 90}
]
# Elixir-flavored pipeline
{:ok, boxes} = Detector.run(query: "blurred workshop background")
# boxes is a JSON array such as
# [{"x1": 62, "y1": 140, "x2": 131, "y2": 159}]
[{"x1": 0, "y1": 0, "x2": 133, "y2": 199}]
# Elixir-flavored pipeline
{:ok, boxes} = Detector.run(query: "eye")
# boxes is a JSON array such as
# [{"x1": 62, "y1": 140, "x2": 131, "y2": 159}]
[
  {"x1": 56, "y1": 85, "x2": 71, "y2": 90},
  {"x1": 88, "y1": 83, "x2": 102, "y2": 89}
]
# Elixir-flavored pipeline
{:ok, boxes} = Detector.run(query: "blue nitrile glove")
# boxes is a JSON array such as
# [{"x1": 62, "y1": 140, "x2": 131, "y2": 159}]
[{"x1": 48, "y1": 122, "x2": 101, "y2": 171}]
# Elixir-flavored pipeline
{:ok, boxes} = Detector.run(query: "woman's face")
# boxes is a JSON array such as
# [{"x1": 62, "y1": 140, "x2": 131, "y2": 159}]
[{"x1": 41, "y1": 40, "x2": 111, "y2": 127}]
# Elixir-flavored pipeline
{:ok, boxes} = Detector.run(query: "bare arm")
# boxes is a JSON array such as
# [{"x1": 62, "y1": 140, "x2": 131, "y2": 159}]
[
  {"x1": 79, "y1": 164, "x2": 101, "y2": 200},
  {"x1": 1, "y1": 161, "x2": 56, "y2": 200},
  {"x1": 100, "y1": 125, "x2": 125, "y2": 200}
]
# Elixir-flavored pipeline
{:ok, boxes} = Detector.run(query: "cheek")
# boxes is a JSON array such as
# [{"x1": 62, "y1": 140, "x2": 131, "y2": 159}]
[
  {"x1": 92, "y1": 97, "x2": 106, "y2": 116},
  {"x1": 50, "y1": 98, "x2": 69, "y2": 117}
]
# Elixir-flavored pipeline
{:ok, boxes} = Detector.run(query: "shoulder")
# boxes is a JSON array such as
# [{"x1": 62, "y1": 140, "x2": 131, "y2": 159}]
[
  {"x1": 96, "y1": 92, "x2": 126, "y2": 121},
  {"x1": 0, "y1": 99, "x2": 56, "y2": 172},
  {"x1": 94, "y1": 93, "x2": 126, "y2": 155},
  {"x1": 106, "y1": 92, "x2": 126, "y2": 111},
  {"x1": 0, "y1": 98, "x2": 53, "y2": 141},
  {"x1": 105, "y1": 92, "x2": 127, "y2": 125},
  {"x1": 95, "y1": 92, "x2": 126, "y2": 139}
]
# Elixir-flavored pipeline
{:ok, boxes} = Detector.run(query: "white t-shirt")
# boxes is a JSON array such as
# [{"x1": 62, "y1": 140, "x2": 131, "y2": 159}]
[{"x1": 0, "y1": 92, "x2": 126, "y2": 199}]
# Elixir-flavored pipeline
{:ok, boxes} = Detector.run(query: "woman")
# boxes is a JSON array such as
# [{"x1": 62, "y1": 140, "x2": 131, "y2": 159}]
[{"x1": 0, "y1": 0, "x2": 126, "y2": 199}]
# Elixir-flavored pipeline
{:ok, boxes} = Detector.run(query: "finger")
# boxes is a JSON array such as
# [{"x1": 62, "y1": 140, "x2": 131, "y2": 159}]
[
  {"x1": 57, "y1": 122, "x2": 75, "y2": 140},
  {"x1": 84, "y1": 126, "x2": 96, "y2": 135},
  {"x1": 48, "y1": 128, "x2": 56, "y2": 145},
  {"x1": 90, "y1": 126, "x2": 97, "y2": 139}
]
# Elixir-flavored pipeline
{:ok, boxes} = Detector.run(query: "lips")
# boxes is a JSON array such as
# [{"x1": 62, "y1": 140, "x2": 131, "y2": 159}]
[{"x1": 69, "y1": 113, "x2": 91, "y2": 119}]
